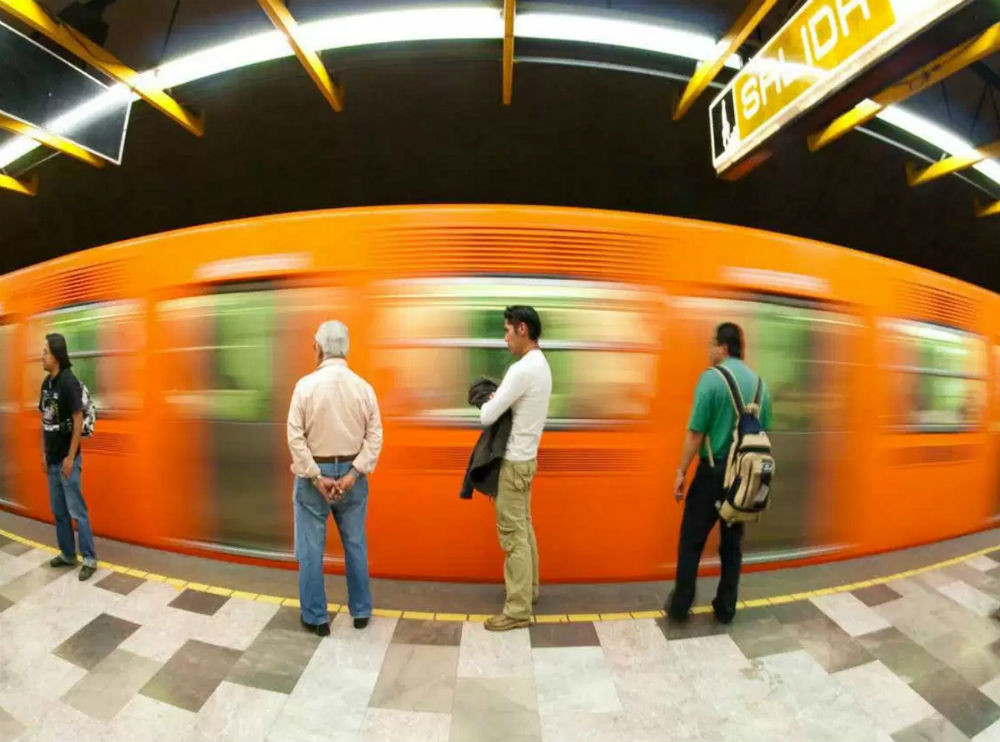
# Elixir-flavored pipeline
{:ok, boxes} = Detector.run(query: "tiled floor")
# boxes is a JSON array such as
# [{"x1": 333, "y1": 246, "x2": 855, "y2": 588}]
[{"x1": 4, "y1": 530, "x2": 1000, "y2": 740}]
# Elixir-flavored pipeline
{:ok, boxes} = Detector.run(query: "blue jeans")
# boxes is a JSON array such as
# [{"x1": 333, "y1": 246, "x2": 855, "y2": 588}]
[
  {"x1": 47, "y1": 456, "x2": 97, "y2": 567},
  {"x1": 294, "y1": 461, "x2": 371, "y2": 625}
]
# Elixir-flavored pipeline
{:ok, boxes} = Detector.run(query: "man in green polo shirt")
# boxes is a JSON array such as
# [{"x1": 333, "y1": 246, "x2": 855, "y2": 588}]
[{"x1": 667, "y1": 322, "x2": 772, "y2": 624}]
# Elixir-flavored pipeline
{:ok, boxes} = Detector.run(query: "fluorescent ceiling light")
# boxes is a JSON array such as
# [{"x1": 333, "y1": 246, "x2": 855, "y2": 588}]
[
  {"x1": 47, "y1": 84, "x2": 133, "y2": 134},
  {"x1": 138, "y1": 32, "x2": 290, "y2": 90},
  {"x1": 516, "y1": 11, "x2": 742, "y2": 70},
  {"x1": 302, "y1": 7, "x2": 503, "y2": 49},
  {"x1": 0, "y1": 4, "x2": 741, "y2": 170},
  {"x1": 876, "y1": 106, "x2": 978, "y2": 159},
  {"x1": 876, "y1": 105, "x2": 1000, "y2": 193},
  {"x1": 8, "y1": 0, "x2": 998, "y2": 200},
  {"x1": 0, "y1": 136, "x2": 37, "y2": 166}
]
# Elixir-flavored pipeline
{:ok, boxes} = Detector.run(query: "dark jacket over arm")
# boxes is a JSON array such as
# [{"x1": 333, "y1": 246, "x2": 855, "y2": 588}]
[{"x1": 459, "y1": 377, "x2": 512, "y2": 499}]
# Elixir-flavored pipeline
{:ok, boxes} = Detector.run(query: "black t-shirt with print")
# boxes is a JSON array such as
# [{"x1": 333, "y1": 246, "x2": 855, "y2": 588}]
[{"x1": 39, "y1": 369, "x2": 83, "y2": 465}]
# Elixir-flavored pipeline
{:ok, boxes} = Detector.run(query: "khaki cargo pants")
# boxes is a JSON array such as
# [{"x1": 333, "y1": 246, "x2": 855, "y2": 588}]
[{"x1": 495, "y1": 458, "x2": 539, "y2": 620}]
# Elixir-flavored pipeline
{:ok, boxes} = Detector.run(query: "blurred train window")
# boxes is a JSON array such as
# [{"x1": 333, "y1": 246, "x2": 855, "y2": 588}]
[
  {"x1": 673, "y1": 297, "x2": 858, "y2": 432},
  {"x1": 156, "y1": 291, "x2": 276, "y2": 421},
  {"x1": 0, "y1": 323, "x2": 15, "y2": 507},
  {"x1": 373, "y1": 278, "x2": 662, "y2": 425},
  {"x1": 0, "y1": 324, "x2": 13, "y2": 413},
  {"x1": 995, "y1": 344, "x2": 1000, "y2": 424},
  {"x1": 24, "y1": 301, "x2": 144, "y2": 413},
  {"x1": 883, "y1": 320, "x2": 986, "y2": 432},
  {"x1": 674, "y1": 296, "x2": 859, "y2": 553}
]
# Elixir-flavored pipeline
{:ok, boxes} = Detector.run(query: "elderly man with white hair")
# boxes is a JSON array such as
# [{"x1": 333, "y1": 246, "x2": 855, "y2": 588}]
[{"x1": 287, "y1": 320, "x2": 383, "y2": 636}]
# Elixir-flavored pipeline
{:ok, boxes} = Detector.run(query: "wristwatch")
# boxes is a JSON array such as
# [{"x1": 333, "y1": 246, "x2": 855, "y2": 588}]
[{"x1": 311, "y1": 475, "x2": 322, "y2": 489}]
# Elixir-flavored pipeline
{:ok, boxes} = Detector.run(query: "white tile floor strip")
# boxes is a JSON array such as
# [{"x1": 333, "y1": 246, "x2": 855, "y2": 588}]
[
  {"x1": 188, "y1": 682, "x2": 288, "y2": 742},
  {"x1": 0, "y1": 541, "x2": 999, "y2": 741},
  {"x1": 458, "y1": 622, "x2": 534, "y2": 678},
  {"x1": 811, "y1": 592, "x2": 893, "y2": 637},
  {"x1": 967, "y1": 556, "x2": 1000, "y2": 573},
  {"x1": 360, "y1": 709, "x2": 452, "y2": 742},
  {"x1": 833, "y1": 660, "x2": 937, "y2": 734},
  {"x1": 936, "y1": 580, "x2": 1000, "y2": 618},
  {"x1": 532, "y1": 646, "x2": 623, "y2": 715}
]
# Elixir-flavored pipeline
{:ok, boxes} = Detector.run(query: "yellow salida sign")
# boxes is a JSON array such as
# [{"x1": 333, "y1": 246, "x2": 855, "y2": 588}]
[
  {"x1": 709, "y1": 0, "x2": 971, "y2": 174},
  {"x1": 735, "y1": 0, "x2": 896, "y2": 136}
]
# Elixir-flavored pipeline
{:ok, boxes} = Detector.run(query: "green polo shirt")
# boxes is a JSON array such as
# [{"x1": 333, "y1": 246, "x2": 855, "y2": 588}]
[{"x1": 688, "y1": 357, "x2": 772, "y2": 462}]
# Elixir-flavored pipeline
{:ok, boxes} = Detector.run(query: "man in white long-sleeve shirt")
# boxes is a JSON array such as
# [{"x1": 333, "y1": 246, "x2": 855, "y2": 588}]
[
  {"x1": 479, "y1": 306, "x2": 552, "y2": 631},
  {"x1": 287, "y1": 321, "x2": 383, "y2": 636}
]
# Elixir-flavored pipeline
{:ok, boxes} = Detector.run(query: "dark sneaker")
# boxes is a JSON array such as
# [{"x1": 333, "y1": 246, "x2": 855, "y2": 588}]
[
  {"x1": 49, "y1": 555, "x2": 76, "y2": 568},
  {"x1": 79, "y1": 564, "x2": 96, "y2": 581},
  {"x1": 300, "y1": 618, "x2": 330, "y2": 637},
  {"x1": 353, "y1": 617, "x2": 370, "y2": 630}
]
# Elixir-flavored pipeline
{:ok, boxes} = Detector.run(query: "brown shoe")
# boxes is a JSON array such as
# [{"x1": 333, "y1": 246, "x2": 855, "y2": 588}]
[{"x1": 484, "y1": 614, "x2": 530, "y2": 632}]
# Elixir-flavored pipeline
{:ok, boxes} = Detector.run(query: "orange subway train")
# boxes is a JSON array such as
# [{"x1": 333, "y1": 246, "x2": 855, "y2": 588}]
[{"x1": 0, "y1": 205, "x2": 997, "y2": 582}]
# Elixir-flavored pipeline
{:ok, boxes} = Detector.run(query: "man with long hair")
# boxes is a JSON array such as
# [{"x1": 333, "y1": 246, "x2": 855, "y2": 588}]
[{"x1": 40, "y1": 333, "x2": 97, "y2": 581}]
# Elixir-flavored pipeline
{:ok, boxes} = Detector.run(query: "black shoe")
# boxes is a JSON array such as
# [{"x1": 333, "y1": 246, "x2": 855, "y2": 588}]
[
  {"x1": 300, "y1": 618, "x2": 330, "y2": 637},
  {"x1": 665, "y1": 590, "x2": 689, "y2": 622},
  {"x1": 79, "y1": 564, "x2": 96, "y2": 581},
  {"x1": 711, "y1": 598, "x2": 735, "y2": 625},
  {"x1": 49, "y1": 555, "x2": 76, "y2": 568},
  {"x1": 353, "y1": 617, "x2": 370, "y2": 630}
]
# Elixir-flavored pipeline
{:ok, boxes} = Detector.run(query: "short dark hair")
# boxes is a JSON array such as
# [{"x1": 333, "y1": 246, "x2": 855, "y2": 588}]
[
  {"x1": 45, "y1": 333, "x2": 73, "y2": 369},
  {"x1": 504, "y1": 305, "x2": 542, "y2": 341},
  {"x1": 715, "y1": 322, "x2": 744, "y2": 359}
]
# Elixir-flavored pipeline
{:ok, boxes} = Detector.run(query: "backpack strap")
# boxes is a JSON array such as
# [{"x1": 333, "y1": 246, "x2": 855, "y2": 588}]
[
  {"x1": 706, "y1": 365, "x2": 743, "y2": 469},
  {"x1": 747, "y1": 377, "x2": 763, "y2": 418},
  {"x1": 711, "y1": 365, "x2": 745, "y2": 418}
]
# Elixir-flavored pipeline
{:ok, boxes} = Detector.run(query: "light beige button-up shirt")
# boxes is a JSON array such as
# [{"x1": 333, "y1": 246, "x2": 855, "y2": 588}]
[{"x1": 286, "y1": 358, "x2": 383, "y2": 480}]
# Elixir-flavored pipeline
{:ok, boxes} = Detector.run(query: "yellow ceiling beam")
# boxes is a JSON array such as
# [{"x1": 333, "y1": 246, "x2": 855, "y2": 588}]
[
  {"x1": 810, "y1": 21, "x2": 1000, "y2": 151},
  {"x1": 502, "y1": 0, "x2": 515, "y2": 105},
  {"x1": 906, "y1": 139, "x2": 1000, "y2": 186},
  {"x1": 0, "y1": 113, "x2": 104, "y2": 168},
  {"x1": 255, "y1": 0, "x2": 343, "y2": 112},
  {"x1": 0, "y1": 0, "x2": 202, "y2": 136},
  {"x1": 0, "y1": 172, "x2": 36, "y2": 196},
  {"x1": 672, "y1": 0, "x2": 777, "y2": 121},
  {"x1": 975, "y1": 197, "x2": 1000, "y2": 218}
]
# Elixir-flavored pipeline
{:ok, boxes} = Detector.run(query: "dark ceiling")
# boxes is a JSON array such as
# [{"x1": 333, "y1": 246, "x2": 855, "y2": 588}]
[{"x1": 1, "y1": 0, "x2": 999, "y2": 290}]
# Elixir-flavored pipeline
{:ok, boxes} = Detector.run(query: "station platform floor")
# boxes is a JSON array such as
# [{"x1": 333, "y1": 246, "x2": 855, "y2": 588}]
[{"x1": 3, "y1": 509, "x2": 1000, "y2": 742}]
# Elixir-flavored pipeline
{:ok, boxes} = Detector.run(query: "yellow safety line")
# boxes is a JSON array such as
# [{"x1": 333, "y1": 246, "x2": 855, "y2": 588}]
[{"x1": 1, "y1": 526, "x2": 997, "y2": 623}]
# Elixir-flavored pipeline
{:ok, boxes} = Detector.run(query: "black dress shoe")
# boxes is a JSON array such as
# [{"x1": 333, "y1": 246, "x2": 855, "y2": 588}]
[
  {"x1": 711, "y1": 598, "x2": 735, "y2": 625},
  {"x1": 665, "y1": 591, "x2": 689, "y2": 623},
  {"x1": 78, "y1": 564, "x2": 96, "y2": 581},
  {"x1": 49, "y1": 555, "x2": 76, "y2": 568},
  {"x1": 353, "y1": 617, "x2": 370, "y2": 630},
  {"x1": 300, "y1": 617, "x2": 330, "y2": 637}
]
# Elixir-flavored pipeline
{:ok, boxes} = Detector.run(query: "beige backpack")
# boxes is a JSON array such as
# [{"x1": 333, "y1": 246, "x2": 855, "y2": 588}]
[{"x1": 706, "y1": 365, "x2": 774, "y2": 524}]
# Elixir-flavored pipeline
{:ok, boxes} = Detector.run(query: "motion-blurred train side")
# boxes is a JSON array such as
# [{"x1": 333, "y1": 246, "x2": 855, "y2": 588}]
[{"x1": 0, "y1": 205, "x2": 997, "y2": 581}]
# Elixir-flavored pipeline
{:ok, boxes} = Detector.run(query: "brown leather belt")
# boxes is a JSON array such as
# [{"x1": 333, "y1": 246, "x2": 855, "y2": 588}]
[{"x1": 314, "y1": 454, "x2": 358, "y2": 464}]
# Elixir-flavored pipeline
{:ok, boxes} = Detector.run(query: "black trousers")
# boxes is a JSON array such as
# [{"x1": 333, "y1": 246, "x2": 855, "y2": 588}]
[{"x1": 668, "y1": 460, "x2": 745, "y2": 621}]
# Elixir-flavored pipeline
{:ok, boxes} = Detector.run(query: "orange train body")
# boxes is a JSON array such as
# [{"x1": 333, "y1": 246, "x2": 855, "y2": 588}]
[{"x1": 0, "y1": 205, "x2": 997, "y2": 582}]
